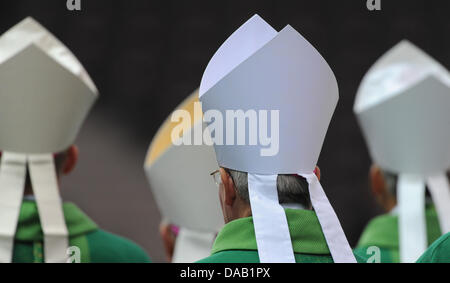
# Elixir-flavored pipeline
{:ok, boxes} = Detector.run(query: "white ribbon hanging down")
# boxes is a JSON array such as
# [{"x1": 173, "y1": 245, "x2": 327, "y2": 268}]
[
  {"x1": 172, "y1": 228, "x2": 216, "y2": 263},
  {"x1": 248, "y1": 173, "x2": 295, "y2": 263},
  {"x1": 299, "y1": 173, "x2": 356, "y2": 263},
  {"x1": 427, "y1": 173, "x2": 450, "y2": 234},
  {"x1": 398, "y1": 174, "x2": 427, "y2": 263},
  {"x1": 28, "y1": 154, "x2": 68, "y2": 263},
  {"x1": 0, "y1": 152, "x2": 27, "y2": 263}
]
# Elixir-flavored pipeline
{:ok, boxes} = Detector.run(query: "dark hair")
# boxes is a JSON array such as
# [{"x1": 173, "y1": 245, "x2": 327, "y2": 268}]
[{"x1": 382, "y1": 169, "x2": 432, "y2": 199}]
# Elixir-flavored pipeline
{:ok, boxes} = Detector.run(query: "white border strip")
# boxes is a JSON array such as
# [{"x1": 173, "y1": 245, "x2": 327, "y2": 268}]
[
  {"x1": 0, "y1": 152, "x2": 26, "y2": 263},
  {"x1": 299, "y1": 173, "x2": 356, "y2": 263},
  {"x1": 28, "y1": 154, "x2": 68, "y2": 263},
  {"x1": 248, "y1": 173, "x2": 295, "y2": 263},
  {"x1": 398, "y1": 174, "x2": 427, "y2": 263}
]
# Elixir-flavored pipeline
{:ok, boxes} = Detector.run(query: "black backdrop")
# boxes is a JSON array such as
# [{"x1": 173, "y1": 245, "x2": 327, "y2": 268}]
[{"x1": 1, "y1": 0, "x2": 449, "y2": 261}]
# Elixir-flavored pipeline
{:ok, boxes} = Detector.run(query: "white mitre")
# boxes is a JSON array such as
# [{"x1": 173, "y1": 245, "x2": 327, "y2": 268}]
[
  {"x1": 199, "y1": 14, "x2": 356, "y2": 263},
  {"x1": 0, "y1": 17, "x2": 98, "y2": 263},
  {"x1": 354, "y1": 40, "x2": 450, "y2": 262},
  {"x1": 144, "y1": 90, "x2": 223, "y2": 262}
]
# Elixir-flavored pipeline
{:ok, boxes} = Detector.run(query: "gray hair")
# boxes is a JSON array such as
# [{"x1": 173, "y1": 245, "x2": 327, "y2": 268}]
[
  {"x1": 226, "y1": 168, "x2": 312, "y2": 208},
  {"x1": 382, "y1": 170, "x2": 398, "y2": 196},
  {"x1": 382, "y1": 169, "x2": 434, "y2": 200}
]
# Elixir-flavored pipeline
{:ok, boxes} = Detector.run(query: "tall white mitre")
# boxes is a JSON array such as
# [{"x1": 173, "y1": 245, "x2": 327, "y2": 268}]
[
  {"x1": 199, "y1": 14, "x2": 356, "y2": 263},
  {"x1": 354, "y1": 40, "x2": 450, "y2": 262},
  {"x1": 0, "y1": 17, "x2": 98, "y2": 262},
  {"x1": 144, "y1": 90, "x2": 223, "y2": 262}
]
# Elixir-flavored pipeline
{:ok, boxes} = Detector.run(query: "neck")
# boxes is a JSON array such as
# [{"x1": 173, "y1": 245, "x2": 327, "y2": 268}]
[
  {"x1": 239, "y1": 205, "x2": 252, "y2": 218},
  {"x1": 23, "y1": 195, "x2": 36, "y2": 201},
  {"x1": 227, "y1": 202, "x2": 309, "y2": 223},
  {"x1": 225, "y1": 204, "x2": 252, "y2": 223}
]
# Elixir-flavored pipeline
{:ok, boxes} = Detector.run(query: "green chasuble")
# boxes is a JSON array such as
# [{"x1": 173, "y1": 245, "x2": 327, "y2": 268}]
[
  {"x1": 13, "y1": 200, "x2": 151, "y2": 263},
  {"x1": 354, "y1": 206, "x2": 442, "y2": 263},
  {"x1": 197, "y1": 208, "x2": 367, "y2": 263},
  {"x1": 417, "y1": 233, "x2": 450, "y2": 263}
]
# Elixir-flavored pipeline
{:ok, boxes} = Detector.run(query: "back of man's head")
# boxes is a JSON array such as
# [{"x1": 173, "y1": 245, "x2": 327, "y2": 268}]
[{"x1": 227, "y1": 169, "x2": 312, "y2": 209}]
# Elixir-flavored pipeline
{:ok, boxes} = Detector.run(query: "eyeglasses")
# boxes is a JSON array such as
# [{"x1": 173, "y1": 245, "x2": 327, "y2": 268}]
[{"x1": 210, "y1": 169, "x2": 222, "y2": 186}]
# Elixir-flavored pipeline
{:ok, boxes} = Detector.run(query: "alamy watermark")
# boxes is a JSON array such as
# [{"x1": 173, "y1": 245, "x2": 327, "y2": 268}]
[
  {"x1": 367, "y1": 0, "x2": 381, "y2": 11},
  {"x1": 366, "y1": 246, "x2": 381, "y2": 263},
  {"x1": 67, "y1": 0, "x2": 81, "y2": 11},
  {"x1": 170, "y1": 102, "x2": 280, "y2": 157},
  {"x1": 67, "y1": 246, "x2": 81, "y2": 263}
]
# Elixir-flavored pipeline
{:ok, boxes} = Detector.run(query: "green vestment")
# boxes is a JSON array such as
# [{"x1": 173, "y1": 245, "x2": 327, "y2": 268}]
[
  {"x1": 12, "y1": 200, "x2": 151, "y2": 263},
  {"x1": 197, "y1": 208, "x2": 367, "y2": 263},
  {"x1": 417, "y1": 232, "x2": 450, "y2": 263},
  {"x1": 354, "y1": 206, "x2": 441, "y2": 263}
]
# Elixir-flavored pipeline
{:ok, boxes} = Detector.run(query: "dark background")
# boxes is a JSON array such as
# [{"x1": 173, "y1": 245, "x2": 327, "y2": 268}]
[{"x1": 1, "y1": 0, "x2": 449, "y2": 262}]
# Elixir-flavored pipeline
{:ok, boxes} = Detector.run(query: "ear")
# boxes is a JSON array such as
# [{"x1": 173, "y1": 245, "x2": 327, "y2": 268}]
[
  {"x1": 159, "y1": 222, "x2": 176, "y2": 262},
  {"x1": 370, "y1": 164, "x2": 386, "y2": 197},
  {"x1": 314, "y1": 166, "x2": 321, "y2": 181},
  {"x1": 220, "y1": 168, "x2": 236, "y2": 206},
  {"x1": 62, "y1": 145, "x2": 79, "y2": 175}
]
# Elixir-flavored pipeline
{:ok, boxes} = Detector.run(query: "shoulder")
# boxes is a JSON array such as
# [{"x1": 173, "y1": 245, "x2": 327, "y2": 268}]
[
  {"x1": 357, "y1": 213, "x2": 397, "y2": 246},
  {"x1": 417, "y1": 233, "x2": 450, "y2": 263},
  {"x1": 85, "y1": 229, "x2": 151, "y2": 263},
  {"x1": 197, "y1": 250, "x2": 260, "y2": 263},
  {"x1": 197, "y1": 250, "x2": 358, "y2": 263},
  {"x1": 353, "y1": 246, "x2": 398, "y2": 263}
]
